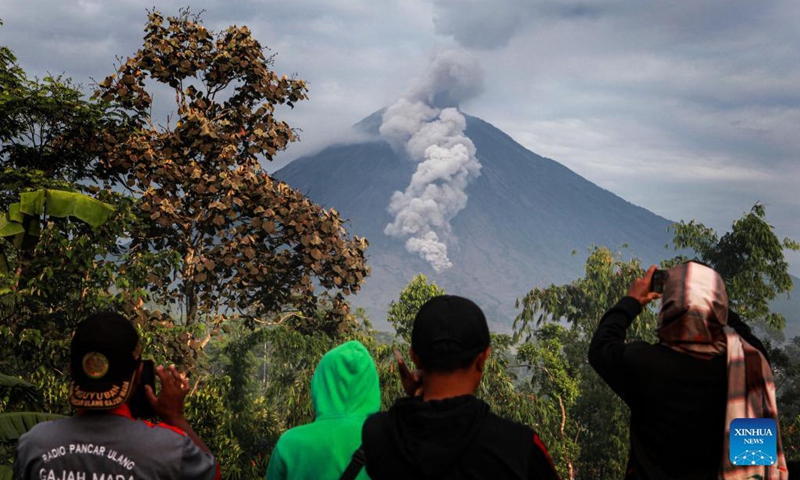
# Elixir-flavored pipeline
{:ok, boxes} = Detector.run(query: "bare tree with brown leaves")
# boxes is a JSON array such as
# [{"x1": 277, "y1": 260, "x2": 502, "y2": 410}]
[{"x1": 95, "y1": 10, "x2": 369, "y2": 335}]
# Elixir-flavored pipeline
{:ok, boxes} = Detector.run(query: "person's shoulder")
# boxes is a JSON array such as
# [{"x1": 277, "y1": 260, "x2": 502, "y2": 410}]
[
  {"x1": 364, "y1": 410, "x2": 390, "y2": 425},
  {"x1": 140, "y1": 419, "x2": 189, "y2": 438},
  {"x1": 16, "y1": 416, "x2": 76, "y2": 469},
  {"x1": 272, "y1": 420, "x2": 324, "y2": 451},
  {"x1": 18, "y1": 415, "x2": 73, "y2": 443},
  {"x1": 137, "y1": 420, "x2": 216, "y2": 479},
  {"x1": 111, "y1": 418, "x2": 197, "y2": 451},
  {"x1": 362, "y1": 410, "x2": 393, "y2": 455},
  {"x1": 483, "y1": 410, "x2": 536, "y2": 443},
  {"x1": 364, "y1": 405, "x2": 397, "y2": 431},
  {"x1": 482, "y1": 410, "x2": 559, "y2": 475},
  {"x1": 623, "y1": 341, "x2": 661, "y2": 361}
]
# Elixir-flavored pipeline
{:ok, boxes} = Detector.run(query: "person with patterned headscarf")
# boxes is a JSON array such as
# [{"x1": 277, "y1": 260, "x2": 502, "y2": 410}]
[{"x1": 589, "y1": 261, "x2": 788, "y2": 480}]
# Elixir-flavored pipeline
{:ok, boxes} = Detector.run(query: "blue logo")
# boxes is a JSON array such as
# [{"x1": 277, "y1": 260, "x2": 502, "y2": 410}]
[{"x1": 729, "y1": 418, "x2": 777, "y2": 466}]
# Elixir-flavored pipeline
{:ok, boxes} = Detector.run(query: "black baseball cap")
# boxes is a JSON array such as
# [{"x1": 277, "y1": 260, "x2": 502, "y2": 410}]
[
  {"x1": 411, "y1": 295, "x2": 491, "y2": 369},
  {"x1": 68, "y1": 312, "x2": 141, "y2": 410}
]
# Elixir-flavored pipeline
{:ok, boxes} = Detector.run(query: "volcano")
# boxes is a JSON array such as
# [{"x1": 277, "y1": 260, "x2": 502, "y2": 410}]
[{"x1": 275, "y1": 111, "x2": 674, "y2": 330}]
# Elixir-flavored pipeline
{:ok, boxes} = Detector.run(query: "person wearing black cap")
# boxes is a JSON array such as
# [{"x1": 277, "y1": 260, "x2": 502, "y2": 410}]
[
  {"x1": 14, "y1": 312, "x2": 220, "y2": 480},
  {"x1": 359, "y1": 295, "x2": 560, "y2": 480}
]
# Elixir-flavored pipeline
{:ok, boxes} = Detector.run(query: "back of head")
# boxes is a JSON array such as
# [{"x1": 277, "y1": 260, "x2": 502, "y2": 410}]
[
  {"x1": 658, "y1": 261, "x2": 728, "y2": 357},
  {"x1": 411, "y1": 295, "x2": 490, "y2": 372},
  {"x1": 311, "y1": 340, "x2": 380, "y2": 418},
  {"x1": 69, "y1": 312, "x2": 141, "y2": 410}
]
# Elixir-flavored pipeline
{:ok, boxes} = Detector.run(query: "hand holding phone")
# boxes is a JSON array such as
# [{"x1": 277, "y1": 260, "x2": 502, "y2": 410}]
[
  {"x1": 627, "y1": 265, "x2": 662, "y2": 306},
  {"x1": 145, "y1": 364, "x2": 191, "y2": 424}
]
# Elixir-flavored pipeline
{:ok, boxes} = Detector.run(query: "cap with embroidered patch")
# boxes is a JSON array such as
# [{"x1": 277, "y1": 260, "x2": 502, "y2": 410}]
[{"x1": 69, "y1": 312, "x2": 141, "y2": 410}]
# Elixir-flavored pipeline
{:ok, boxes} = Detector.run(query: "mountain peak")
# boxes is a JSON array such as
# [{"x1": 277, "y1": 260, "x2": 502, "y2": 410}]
[{"x1": 276, "y1": 112, "x2": 673, "y2": 329}]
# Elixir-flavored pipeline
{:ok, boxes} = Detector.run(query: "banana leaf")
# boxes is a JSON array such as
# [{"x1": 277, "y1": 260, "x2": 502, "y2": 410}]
[
  {"x1": 0, "y1": 190, "x2": 114, "y2": 275},
  {"x1": 0, "y1": 412, "x2": 64, "y2": 442},
  {"x1": 0, "y1": 465, "x2": 12, "y2": 480},
  {"x1": 20, "y1": 189, "x2": 114, "y2": 228},
  {"x1": 7, "y1": 204, "x2": 22, "y2": 224},
  {"x1": 0, "y1": 373, "x2": 39, "y2": 407},
  {"x1": 0, "y1": 373, "x2": 35, "y2": 391},
  {"x1": 0, "y1": 210, "x2": 24, "y2": 237},
  {"x1": 2, "y1": 190, "x2": 115, "y2": 239}
]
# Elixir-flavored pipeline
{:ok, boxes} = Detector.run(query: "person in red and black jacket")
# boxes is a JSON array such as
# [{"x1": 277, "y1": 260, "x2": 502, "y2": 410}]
[
  {"x1": 15, "y1": 312, "x2": 220, "y2": 480},
  {"x1": 361, "y1": 295, "x2": 559, "y2": 480}
]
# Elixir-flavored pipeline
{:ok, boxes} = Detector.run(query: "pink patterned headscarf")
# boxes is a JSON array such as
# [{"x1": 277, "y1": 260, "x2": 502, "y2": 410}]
[
  {"x1": 657, "y1": 262, "x2": 729, "y2": 359},
  {"x1": 657, "y1": 262, "x2": 787, "y2": 479}
]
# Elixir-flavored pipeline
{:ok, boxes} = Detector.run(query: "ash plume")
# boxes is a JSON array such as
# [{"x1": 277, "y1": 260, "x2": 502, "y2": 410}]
[{"x1": 381, "y1": 49, "x2": 484, "y2": 272}]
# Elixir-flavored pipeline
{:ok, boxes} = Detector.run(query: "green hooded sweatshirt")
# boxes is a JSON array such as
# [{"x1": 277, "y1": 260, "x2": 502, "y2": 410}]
[{"x1": 266, "y1": 340, "x2": 379, "y2": 480}]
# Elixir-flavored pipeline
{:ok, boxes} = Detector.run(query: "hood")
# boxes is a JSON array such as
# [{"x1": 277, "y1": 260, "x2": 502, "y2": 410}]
[
  {"x1": 311, "y1": 340, "x2": 380, "y2": 419},
  {"x1": 386, "y1": 395, "x2": 489, "y2": 476}
]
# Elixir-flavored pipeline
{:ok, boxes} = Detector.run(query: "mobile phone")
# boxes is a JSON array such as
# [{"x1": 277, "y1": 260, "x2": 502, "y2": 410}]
[
  {"x1": 129, "y1": 359, "x2": 157, "y2": 419},
  {"x1": 651, "y1": 269, "x2": 667, "y2": 294}
]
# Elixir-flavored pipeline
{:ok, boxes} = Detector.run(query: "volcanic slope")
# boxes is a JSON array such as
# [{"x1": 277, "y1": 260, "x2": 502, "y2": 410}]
[{"x1": 275, "y1": 111, "x2": 674, "y2": 330}]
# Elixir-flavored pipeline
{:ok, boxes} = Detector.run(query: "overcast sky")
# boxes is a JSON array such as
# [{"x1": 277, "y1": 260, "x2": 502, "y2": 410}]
[{"x1": 2, "y1": 0, "x2": 799, "y2": 274}]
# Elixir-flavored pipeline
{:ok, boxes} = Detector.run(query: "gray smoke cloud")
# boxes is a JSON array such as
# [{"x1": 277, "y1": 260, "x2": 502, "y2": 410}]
[
  {"x1": 407, "y1": 49, "x2": 486, "y2": 108},
  {"x1": 381, "y1": 49, "x2": 484, "y2": 272}
]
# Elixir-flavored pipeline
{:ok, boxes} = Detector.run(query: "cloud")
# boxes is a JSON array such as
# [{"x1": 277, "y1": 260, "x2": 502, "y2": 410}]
[
  {"x1": 3, "y1": 0, "x2": 799, "y2": 277},
  {"x1": 431, "y1": 0, "x2": 527, "y2": 49},
  {"x1": 406, "y1": 49, "x2": 485, "y2": 108}
]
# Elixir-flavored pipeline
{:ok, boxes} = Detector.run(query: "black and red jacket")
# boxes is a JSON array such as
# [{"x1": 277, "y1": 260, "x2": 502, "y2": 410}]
[{"x1": 362, "y1": 394, "x2": 559, "y2": 480}]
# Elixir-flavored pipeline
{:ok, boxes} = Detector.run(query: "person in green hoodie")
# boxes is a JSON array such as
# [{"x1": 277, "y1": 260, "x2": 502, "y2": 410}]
[{"x1": 266, "y1": 340, "x2": 379, "y2": 480}]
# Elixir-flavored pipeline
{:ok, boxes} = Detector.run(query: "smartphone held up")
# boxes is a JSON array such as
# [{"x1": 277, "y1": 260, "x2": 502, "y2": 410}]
[
  {"x1": 650, "y1": 269, "x2": 667, "y2": 294},
  {"x1": 129, "y1": 359, "x2": 157, "y2": 419}
]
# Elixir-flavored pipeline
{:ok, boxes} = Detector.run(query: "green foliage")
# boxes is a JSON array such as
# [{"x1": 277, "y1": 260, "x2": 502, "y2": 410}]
[
  {"x1": 516, "y1": 325, "x2": 581, "y2": 479},
  {"x1": 0, "y1": 30, "x2": 125, "y2": 212},
  {"x1": 670, "y1": 203, "x2": 799, "y2": 330},
  {"x1": 0, "y1": 70, "x2": 110, "y2": 186},
  {"x1": 768, "y1": 337, "x2": 800, "y2": 461},
  {"x1": 185, "y1": 373, "x2": 273, "y2": 480},
  {"x1": 0, "y1": 189, "x2": 141, "y2": 434},
  {"x1": 515, "y1": 246, "x2": 657, "y2": 342},
  {"x1": 387, "y1": 274, "x2": 445, "y2": 342},
  {"x1": 0, "y1": 32, "x2": 26, "y2": 134},
  {"x1": 383, "y1": 274, "x2": 443, "y2": 408},
  {"x1": 515, "y1": 246, "x2": 656, "y2": 478}
]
